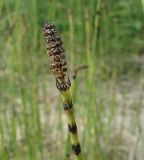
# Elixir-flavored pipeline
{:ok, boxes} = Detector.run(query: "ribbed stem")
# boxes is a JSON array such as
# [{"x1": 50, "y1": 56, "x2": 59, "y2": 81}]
[{"x1": 60, "y1": 89, "x2": 82, "y2": 160}]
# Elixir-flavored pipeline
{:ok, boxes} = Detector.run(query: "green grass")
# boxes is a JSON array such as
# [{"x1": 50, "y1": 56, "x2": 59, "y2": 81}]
[{"x1": 0, "y1": 0, "x2": 144, "y2": 160}]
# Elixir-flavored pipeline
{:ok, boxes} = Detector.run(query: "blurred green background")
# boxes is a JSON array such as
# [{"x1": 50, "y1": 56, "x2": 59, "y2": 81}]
[{"x1": 0, "y1": 0, "x2": 144, "y2": 159}]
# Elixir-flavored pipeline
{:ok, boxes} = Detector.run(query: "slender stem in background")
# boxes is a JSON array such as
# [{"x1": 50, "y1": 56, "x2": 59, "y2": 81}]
[
  {"x1": 78, "y1": 0, "x2": 86, "y2": 44},
  {"x1": 92, "y1": 0, "x2": 101, "y2": 54},
  {"x1": 68, "y1": 8, "x2": 74, "y2": 67},
  {"x1": 141, "y1": 0, "x2": 144, "y2": 11}
]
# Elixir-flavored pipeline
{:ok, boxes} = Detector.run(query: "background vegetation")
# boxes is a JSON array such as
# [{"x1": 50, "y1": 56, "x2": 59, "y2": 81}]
[{"x1": 0, "y1": 0, "x2": 144, "y2": 159}]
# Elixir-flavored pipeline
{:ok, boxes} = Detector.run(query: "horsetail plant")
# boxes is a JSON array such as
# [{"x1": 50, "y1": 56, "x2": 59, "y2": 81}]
[{"x1": 43, "y1": 22, "x2": 83, "y2": 160}]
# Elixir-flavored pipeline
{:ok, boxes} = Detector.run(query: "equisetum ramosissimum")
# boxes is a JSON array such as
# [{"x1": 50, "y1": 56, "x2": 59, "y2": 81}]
[{"x1": 43, "y1": 22, "x2": 83, "y2": 160}]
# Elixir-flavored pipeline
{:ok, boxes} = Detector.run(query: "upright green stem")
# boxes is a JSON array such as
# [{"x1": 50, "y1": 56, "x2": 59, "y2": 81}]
[
  {"x1": 141, "y1": 0, "x2": 144, "y2": 12},
  {"x1": 58, "y1": 85, "x2": 82, "y2": 160}
]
